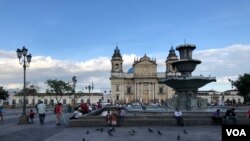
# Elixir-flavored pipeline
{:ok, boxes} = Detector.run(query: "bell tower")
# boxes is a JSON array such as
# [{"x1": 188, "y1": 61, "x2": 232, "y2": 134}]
[
  {"x1": 166, "y1": 46, "x2": 178, "y2": 75},
  {"x1": 111, "y1": 46, "x2": 123, "y2": 73}
]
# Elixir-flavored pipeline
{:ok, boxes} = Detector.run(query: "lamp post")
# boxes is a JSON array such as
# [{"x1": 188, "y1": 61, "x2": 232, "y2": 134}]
[
  {"x1": 228, "y1": 79, "x2": 235, "y2": 89},
  {"x1": 16, "y1": 46, "x2": 32, "y2": 124},
  {"x1": 85, "y1": 82, "x2": 94, "y2": 104},
  {"x1": 72, "y1": 76, "x2": 77, "y2": 107}
]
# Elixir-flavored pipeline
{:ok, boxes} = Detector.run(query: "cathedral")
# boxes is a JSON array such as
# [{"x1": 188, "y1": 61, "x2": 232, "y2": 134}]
[{"x1": 110, "y1": 46, "x2": 180, "y2": 104}]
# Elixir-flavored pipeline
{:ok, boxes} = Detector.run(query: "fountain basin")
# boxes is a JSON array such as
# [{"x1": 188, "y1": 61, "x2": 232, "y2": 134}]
[
  {"x1": 159, "y1": 76, "x2": 216, "y2": 90},
  {"x1": 172, "y1": 59, "x2": 201, "y2": 76}
]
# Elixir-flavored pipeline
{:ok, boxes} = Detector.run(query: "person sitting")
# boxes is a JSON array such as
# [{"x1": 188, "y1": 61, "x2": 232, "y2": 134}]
[
  {"x1": 106, "y1": 110, "x2": 112, "y2": 126},
  {"x1": 211, "y1": 109, "x2": 223, "y2": 125},
  {"x1": 174, "y1": 108, "x2": 184, "y2": 126},
  {"x1": 70, "y1": 107, "x2": 82, "y2": 120},
  {"x1": 111, "y1": 109, "x2": 118, "y2": 127},
  {"x1": 117, "y1": 108, "x2": 125, "y2": 127},
  {"x1": 247, "y1": 109, "x2": 250, "y2": 118},
  {"x1": 224, "y1": 108, "x2": 237, "y2": 124}
]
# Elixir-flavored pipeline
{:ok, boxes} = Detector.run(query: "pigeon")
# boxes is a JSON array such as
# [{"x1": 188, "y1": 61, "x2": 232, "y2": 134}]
[
  {"x1": 82, "y1": 137, "x2": 85, "y2": 141},
  {"x1": 177, "y1": 134, "x2": 180, "y2": 140},
  {"x1": 148, "y1": 128, "x2": 154, "y2": 133},
  {"x1": 129, "y1": 131, "x2": 135, "y2": 136},
  {"x1": 183, "y1": 129, "x2": 188, "y2": 134},
  {"x1": 131, "y1": 129, "x2": 136, "y2": 134},
  {"x1": 96, "y1": 128, "x2": 104, "y2": 132},
  {"x1": 108, "y1": 130, "x2": 113, "y2": 136},
  {"x1": 157, "y1": 130, "x2": 162, "y2": 135},
  {"x1": 86, "y1": 130, "x2": 89, "y2": 134}
]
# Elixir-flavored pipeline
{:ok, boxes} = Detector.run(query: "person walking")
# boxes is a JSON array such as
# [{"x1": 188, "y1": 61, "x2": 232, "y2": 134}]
[
  {"x1": 28, "y1": 109, "x2": 35, "y2": 123},
  {"x1": 37, "y1": 101, "x2": 46, "y2": 125},
  {"x1": 54, "y1": 103, "x2": 63, "y2": 125},
  {"x1": 0, "y1": 106, "x2": 3, "y2": 121}
]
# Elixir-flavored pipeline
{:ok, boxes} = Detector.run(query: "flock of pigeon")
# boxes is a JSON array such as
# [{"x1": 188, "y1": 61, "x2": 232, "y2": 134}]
[{"x1": 82, "y1": 127, "x2": 188, "y2": 141}]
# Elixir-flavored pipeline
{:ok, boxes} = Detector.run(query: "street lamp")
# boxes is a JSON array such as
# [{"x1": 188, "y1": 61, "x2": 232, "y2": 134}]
[
  {"x1": 85, "y1": 82, "x2": 94, "y2": 104},
  {"x1": 16, "y1": 46, "x2": 32, "y2": 124},
  {"x1": 228, "y1": 79, "x2": 235, "y2": 89},
  {"x1": 72, "y1": 76, "x2": 77, "y2": 107}
]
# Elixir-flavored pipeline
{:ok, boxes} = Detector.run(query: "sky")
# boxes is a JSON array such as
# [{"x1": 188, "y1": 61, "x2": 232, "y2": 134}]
[{"x1": 0, "y1": 0, "x2": 250, "y2": 93}]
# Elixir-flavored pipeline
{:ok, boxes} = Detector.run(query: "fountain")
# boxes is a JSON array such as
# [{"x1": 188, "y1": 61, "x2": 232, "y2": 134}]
[
  {"x1": 68, "y1": 44, "x2": 250, "y2": 127},
  {"x1": 159, "y1": 44, "x2": 216, "y2": 110}
]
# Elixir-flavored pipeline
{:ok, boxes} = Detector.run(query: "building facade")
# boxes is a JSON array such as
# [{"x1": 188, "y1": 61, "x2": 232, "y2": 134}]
[
  {"x1": 11, "y1": 93, "x2": 103, "y2": 108},
  {"x1": 197, "y1": 90, "x2": 244, "y2": 105},
  {"x1": 110, "y1": 46, "x2": 178, "y2": 104}
]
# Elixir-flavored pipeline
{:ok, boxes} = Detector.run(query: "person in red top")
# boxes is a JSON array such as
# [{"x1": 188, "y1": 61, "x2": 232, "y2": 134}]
[
  {"x1": 54, "y1": 103, "x2": 63, "y2": 125},
  {"x1": 80, "y1": 103, "x2": 89, "y2": 114},
  {"x1": 28, "y1": 109, "x2": 35, "y2": 123},
  {"x1": 97, "y1": 102, "x2": 102, "y2": 109}
]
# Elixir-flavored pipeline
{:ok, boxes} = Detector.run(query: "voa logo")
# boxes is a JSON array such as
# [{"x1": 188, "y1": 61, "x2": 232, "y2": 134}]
[{"x1": 226, "y1": 129, "x2": 246, "y2": 136}]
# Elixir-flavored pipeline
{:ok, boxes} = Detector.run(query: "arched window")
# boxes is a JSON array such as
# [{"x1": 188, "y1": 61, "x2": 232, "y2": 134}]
[
  {"x1": 63, "y1": 99, "x2": 67, "y2": 104},
  {"x1": 44, "y1": 99, "x2": 48, "y2": 105},
  {"x1": 12, "y1": 99, "x2": 16, "y2": 105}
]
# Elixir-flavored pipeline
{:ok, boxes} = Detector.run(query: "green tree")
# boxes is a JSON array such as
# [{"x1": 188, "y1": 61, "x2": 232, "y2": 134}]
[
  {"x1": 46, "y1": 79, "x2": 73, "y2": 103},
  {"x1": 15, "y1": 87, "x2": 38, "y2": 96},
  {"x1": 0, "y1": 87, "x2": 9, "y2": 100},
  {"x1": 233, "y1": 73, "x2": 250, "y2": 103}
]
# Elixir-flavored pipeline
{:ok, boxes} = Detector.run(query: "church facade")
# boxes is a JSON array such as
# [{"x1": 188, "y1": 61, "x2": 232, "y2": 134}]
[{"x1": 110, "y1": 46, "x2": 179, "y2": 104}]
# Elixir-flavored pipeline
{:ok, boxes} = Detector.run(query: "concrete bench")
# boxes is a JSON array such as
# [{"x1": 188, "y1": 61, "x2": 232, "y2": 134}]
[{"x1": 68, "y1": 113, "x2": 250, "y2": 127}]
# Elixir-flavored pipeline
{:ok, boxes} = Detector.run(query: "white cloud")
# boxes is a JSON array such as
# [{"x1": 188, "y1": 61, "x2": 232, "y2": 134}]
[{"x1": 1, "y1": 44, "x2": 250, "y2": 93}]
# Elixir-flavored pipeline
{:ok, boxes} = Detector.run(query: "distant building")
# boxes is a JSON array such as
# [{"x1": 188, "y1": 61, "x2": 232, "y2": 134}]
[
  {"x1": 11, "y1": 92, "x2": 103, "y2": 108},
  {"x1": 197, "y1": 89, "x2": 244, "y2": 105},
  {"x1": 110, "y1": 46, "x2": 179, "y2": 104}
]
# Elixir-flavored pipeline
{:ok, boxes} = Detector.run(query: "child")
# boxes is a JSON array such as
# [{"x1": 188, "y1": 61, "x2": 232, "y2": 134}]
[
  {"x1": 29, "y1": 109, "x2": 35, "y2": 123},
  {"x1": 111, "y1": 109, "x2": 118, "y2": 127},
  {"x1": 106, "y1": 110, "x2": 112, "y2": 126}
]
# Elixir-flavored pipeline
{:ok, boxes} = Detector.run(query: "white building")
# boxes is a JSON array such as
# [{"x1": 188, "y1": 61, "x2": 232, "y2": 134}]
[
  {"x1": 197, "y1": 89, "x2": 244, "y2": 105},
  {"x1": 11, "y1": 93, "x2": 103, "y2": 108}
]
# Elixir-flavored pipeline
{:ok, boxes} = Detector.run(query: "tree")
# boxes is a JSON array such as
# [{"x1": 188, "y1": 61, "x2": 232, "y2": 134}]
[
  {"x1": 0, "y1": 87, "x2": 9, "y2": 100},
  {"x1": 46, "y1": 79, "x2": 73, "y2": 103},
  {"x1": 15, "y1": 87, "x2": 38, "y2": 96},
  {"x1": 233, "y1": 73, "x2": 250, "y2": 103}
]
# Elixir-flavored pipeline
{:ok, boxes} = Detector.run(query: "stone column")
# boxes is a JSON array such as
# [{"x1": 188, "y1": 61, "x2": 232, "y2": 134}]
[
  {"x1": 148, "y1": 83, "x2": 151, "y2": 101},
  {"x1": 141, "y1": 82, "x2": 143, "y2": 103},
  {"x1": 153, "y1": 83, "x2": 155, "y2": 101},
  {"x1": 134, "y1": 82, "x2": 137, "y2": 102}
]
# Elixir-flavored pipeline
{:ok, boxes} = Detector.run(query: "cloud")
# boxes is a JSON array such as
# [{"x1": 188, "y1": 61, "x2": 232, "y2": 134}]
[{"x1": 1, "y1": 44, "x2": 250, "y2": 93}]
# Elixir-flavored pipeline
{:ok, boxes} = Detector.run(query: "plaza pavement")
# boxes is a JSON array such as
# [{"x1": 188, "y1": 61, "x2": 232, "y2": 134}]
[{"x1": 0, "y1": 109, "x2": 222, "y2": 141}]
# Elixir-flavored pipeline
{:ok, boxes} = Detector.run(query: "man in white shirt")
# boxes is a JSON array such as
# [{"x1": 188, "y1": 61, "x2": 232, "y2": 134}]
[
  {"x1": 174, "y1": 108, "x2": 184, "y2": 126},
  {"x1": 70, "y1": 107, "x2": 82, "y2": 120},
  {"x1": 37, "y1": 101, "x2": 46, "y2": 125}
]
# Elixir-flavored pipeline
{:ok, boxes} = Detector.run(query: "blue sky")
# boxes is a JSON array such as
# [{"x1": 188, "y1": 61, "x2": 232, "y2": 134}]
[{"x1": 0, "y1": 0, "x2": 250, "y2": 92}]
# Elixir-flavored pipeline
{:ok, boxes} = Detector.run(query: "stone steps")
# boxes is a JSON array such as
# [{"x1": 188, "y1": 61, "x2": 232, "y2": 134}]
[{"x1": 68, "y1": 116, "x2": 250, "y2": 127}]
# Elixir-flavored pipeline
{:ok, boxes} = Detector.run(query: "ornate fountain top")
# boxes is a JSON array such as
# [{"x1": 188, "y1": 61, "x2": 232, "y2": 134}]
[
  {"x1": 172, "y1": 44, "x2": 201, "y2": 76},
  {"x1": 176, "y1": 44, "x2": 196, "y2": 60}
]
